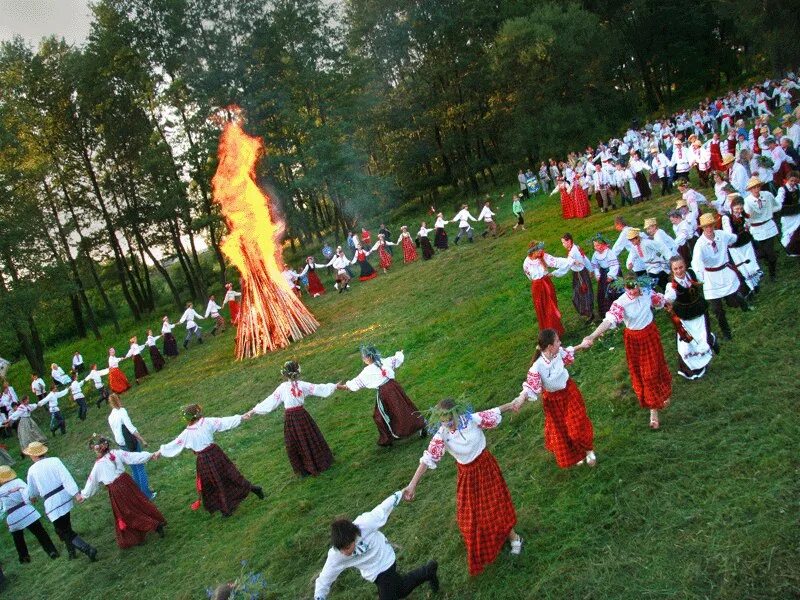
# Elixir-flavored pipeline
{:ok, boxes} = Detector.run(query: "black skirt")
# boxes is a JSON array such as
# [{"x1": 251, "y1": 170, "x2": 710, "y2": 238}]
[
  {"x1": 148, "y1": 345, "x2": 165, "y2": 371},
  {"x1": 434, "y1": 228, "x2": 448, "y2": 249},
  {"x1": 132, "y1": 355, "x2": 149, "y2": 379},
  {"x1": 420, "y1": 236, "x2": 434, "y2": 260},
  {"x1": 163, "y1": 333, "x2": 179, "y2": 357}
]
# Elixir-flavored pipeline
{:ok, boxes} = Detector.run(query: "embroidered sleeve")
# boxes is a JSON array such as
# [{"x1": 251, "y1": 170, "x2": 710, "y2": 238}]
[
  {"x1": 522, "y1": 368, "x2": 542, "y2": 399},
  {"x1": 420, "y1": 434, "x2": 446, "y2": 469},
  {"x1": 158, "y1": 430, "x2": 188, "y2": 458},
  {"x1": 650, "y1": 292, "x2": 666, "y2": 309},
  {"x1": 252, "y1": 389, "x2": 283, "y2": 414},
  {"x1": 605, "y1": 301, "x2": 625, "y2": 327},
  {"x1": 474, "y1": 407, "x2": 502, "y2": 430},
  {"x1": 301, "y1": 382, "x2": 337, "y2": 399},
  {"x1": 388, "y1": 351, "x2": 405, "y2": 370},
  {"x1": 80, "y1": 465, "x2": 100, "y2": 499},
  {"x1": 561, "y1": 347, "x2": 575, "y2": 366},
  {"x1": 344, "y1": 372, "x2": 366, "y2": 391}
]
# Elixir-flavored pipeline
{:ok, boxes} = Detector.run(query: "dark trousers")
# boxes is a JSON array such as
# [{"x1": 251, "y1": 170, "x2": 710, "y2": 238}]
[
  {"x1": 95, "y1": 386, "x2": 109, "y2": 407},
  {"x1": 52, "y1": 512, "x2": 77, "y2": 545},
  {"x1": 753, "y1": 235, "x2": 777, "y2": 278},
  {"x1": 709, "y1": 292, "x2": 749, "y2": 338},
  {"x1": 49, "y1": 411, "x2": 66, "y2": 435},
  {"x1": 75, "y1": 397, "x2": 88, "y2": 421},
  {"x1": 11, "y1": 519, "x2": 58, "y2": 561},
  {"x1": 374, "y1": 561, "x2": 431, "y2": 600}
]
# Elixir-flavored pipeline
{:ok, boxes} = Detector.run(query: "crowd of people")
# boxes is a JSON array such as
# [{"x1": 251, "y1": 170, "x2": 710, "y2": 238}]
[{"x1": 0, "y1": 73, "x2": 798, "y2": 598}]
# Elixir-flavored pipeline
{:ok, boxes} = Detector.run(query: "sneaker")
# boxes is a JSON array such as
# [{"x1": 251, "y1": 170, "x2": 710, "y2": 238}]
[{"x1": 510, "y1": 537, "x2": 523, "y2": 555}]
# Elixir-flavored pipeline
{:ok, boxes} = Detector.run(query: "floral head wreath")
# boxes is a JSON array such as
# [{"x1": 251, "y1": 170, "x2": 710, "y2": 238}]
[
  {"x1": 611, "y1": 274, "x2": 657, "y2": 293},
  {"x1": 280, "y1": 360, "x2": 301, "y2": 380},
  {"x1": 182, "y1": 403, "x2": 203, "y2": 422},
  {"x1": 422, "y1": 399, "x2": 474, "y2": 435},
  {"x1": 527, "y1": 240, "x2": 545, "y2": 255},
  {"x1": 756, "y1": 154, "x2": 774, "y2": 168},
  {"x1": 359, "y1": 344, "x2": 382, "y2": 367},
  {"x1": 88, "y1": 433, "x2": 111, "y2": 451},
  {"x1": 588, "y1": 232, "x2": 609, "y2": 246}
]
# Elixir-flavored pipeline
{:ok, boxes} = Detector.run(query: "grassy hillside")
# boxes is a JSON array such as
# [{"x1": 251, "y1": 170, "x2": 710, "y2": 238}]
[{"x1": 2, "y1": 182, "x2": 798, "y2": 600}]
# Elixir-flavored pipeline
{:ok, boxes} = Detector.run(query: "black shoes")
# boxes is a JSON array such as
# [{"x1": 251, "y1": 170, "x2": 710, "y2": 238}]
[
  {"x1": 428, "y1": 560, "x2": 440, "y2": 593},
  {"x1": 251, "y1": 486, "x2": 265, "y2": 500},
  {"x1": 156, "y1": 524, "x2": 165, "y2": 538},
  {"x1": 71, "y1": 536, "x2": 97, "y2": 562}
]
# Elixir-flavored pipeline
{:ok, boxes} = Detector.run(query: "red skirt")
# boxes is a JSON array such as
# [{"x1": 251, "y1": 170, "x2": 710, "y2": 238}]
[
  {"x1": 133, "y1": 355, "x2": 149, "y2": 380},
  {"x1": 373, "y1": 380, "x2": 425, "y2": 446},
  {"x1": 284, "y1": 406, "x2": 333, "y2": 476},
  {"x1": 109, "y1": 367, "x2": 130, "y2": 394},
  {"x1": 107, "y1": 472, "x2": 166, "y2": 548},
  {"x1": 401, "y1": 237, "x2": 418, "y2": 263},
  {"x1": 456, "y1": 450, "x2": 516, "y2": 576},
  {"x1": 148, "y1": 345, "x2": 165, "y2": 372},
  {"x1": 560, "y1": 188, "x2": 575, "y2": 219},
  {"x1": 306, "y1": 271, "x2": 326, "y2": 296},
  {"x1": 195, "y1": 444, "x2": 253, "y2": 515},
  {"x1": 378, "y1": 246, "x2": 392, "y2": 270},
  {"x1": 542, "y1": 379, "x2": 594, "y2": 468},
  {"x1": 623, "y1": 322, "x2": 672, "y2": 410},
  {"x1": 228, "y1": 300, "x2": 240, "y2": 324},
  {"x1": 571, "y1": 185, "x2": 591, "y2": 218},
  {"x1": 531, "y1": 277, "x2": 565, "y2": 336}
]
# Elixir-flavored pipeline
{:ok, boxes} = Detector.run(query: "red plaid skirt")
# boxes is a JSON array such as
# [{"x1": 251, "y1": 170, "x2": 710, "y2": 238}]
[
  {"x1": 531, "y1": 277, "x2": 565, "y2": 336},
  {"x1": 133, "y1": 355, "x2": 149, "y2": 379},
  {"x1": 107, "y1": 472, "x2": 166, "y2": 549},
  {"x1": 109, "y1": 367, "x2": 130, "y2": 394},
  {"x1": 456, "y1": 450, "x2": 516, "y2": 576},
  {"x1": 401, "y1": 237, "x2": 418, "y2": 263},
  {"x1": 623, "y1": 322, "x2": 672, "y2": 409},
  {"x1": 195, "y1": 444, "x2": 253, "y2": 515},
  {"x1": 542, "y1": 379, "x2": 594, "y2": 468},
  {"x1": 284, "y1": 407, "x2": 333, "y2": 476},
  {"x1": 373, "y1": 380, "x2": 425, "y2": 446}
]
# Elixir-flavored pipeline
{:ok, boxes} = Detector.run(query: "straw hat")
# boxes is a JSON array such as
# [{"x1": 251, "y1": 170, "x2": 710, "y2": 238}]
[
  {"x1": 692, "y1": 140, "x2": 702, "y2": 148},
  {"x1": 746, "y1": 176, "x2": 762, "y2": 190},
  {"x1": 626, "y1": 228, "x2": 641, "y2": 240},
  {"x1": 676, "y1": 199, "x2": 688, "y2": 208},
  {"x1": 649, "y1": 146, "x2": 658, "y2": 154},
  {"x1": 22, "y1": 441, "x2": 49, "y2": 457},
  {"x1": 722, "y1": 153, "x2": 735, "y2": 166},
  {"x1": 0, "y1": 465, "x2": 16, "y2": 484},
  {"x1": 699, "y1": 213, "x2": 716, "y2": 228},
  {"x1": 643, "y1": 218, "x2": 657, "y2": 229},
  {"x1": 772, "y1": 127, "x2": 783, "y2": 136}
]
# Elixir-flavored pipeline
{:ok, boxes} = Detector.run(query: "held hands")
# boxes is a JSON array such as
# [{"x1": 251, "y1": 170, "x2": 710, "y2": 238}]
[
  {"x1": 75, "y1": 493, "x2": 85, "y2": 504},
  {"x1": 335, "y1": 381, "x2": 348, "y2": 391},
  {"x1": 241, "y1": 412, "x2": 253, "y2": 421},
  {"x1": 402, "y1": 486, "x2": 416, "y2": 502},
  {"x1": 150, "y1": 451, "x2": 161, "y2": 461},
  {"x1": 579, "y1": 336, "x2": 594, "y2": 350}
]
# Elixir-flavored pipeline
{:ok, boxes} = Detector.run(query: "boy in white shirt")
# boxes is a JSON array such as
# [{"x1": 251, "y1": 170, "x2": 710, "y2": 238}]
[{"x1": 313, "y1": 490, "x2": 439, "y2": 600}]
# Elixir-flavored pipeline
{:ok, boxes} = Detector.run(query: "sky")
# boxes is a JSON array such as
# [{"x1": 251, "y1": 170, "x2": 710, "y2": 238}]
[{"x1": 0, "y1": 0, "x2": 93, "y2": 45}]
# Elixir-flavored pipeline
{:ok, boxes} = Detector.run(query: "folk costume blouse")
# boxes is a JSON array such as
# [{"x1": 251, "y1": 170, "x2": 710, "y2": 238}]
[
  {"x1": 252, "y1": 381, "x2": 337, "y2": 413},
  {"x1": 344, "y1": 352, "x2": 405, "y2": 391},
  {"x1": 420, "y1": 408, "x2": 502, "y2": 469},
  {"x1": 604, "y1": 289, "x2": 666, "y2": 331},
  {"x1": 522, "y1": 347, "x2": 576, "y2": 399},
  {"x1": 125, "y1": 344, "x2": 146, "y2": 358},
  {"x1": 80, "y1": 450, "x2": 152, "y2": 498},
  {"x1": 158, "y1": 416, "x2": 243, "y2": 457},
  {"x1": 161, "y1": 321, "x2": 177, "y2": 335},
  {"x1": 26, "y1": 457, "x2": 80, "y2": 521},
  {"x1": 590, "y1": 248, "x2": 620, "y2": 279},
  {"x1": 522, "y1": 254, "x2": 571, "y2": 281},
  {"x1": 108, "y1": 355, "x2": 123, "y2": 369},
  {"x1": 108, "y1": 407, "x2": 140, "y2": 447},
  {"x1": 0, "y1": 478, "x2": 42, "y2": 532},
  {"x1": 37, "y1": 388, "x2": 69, "y2": 413},
  {"x1": 84, "y1": 367, "x2": 109, "y2": 389}
]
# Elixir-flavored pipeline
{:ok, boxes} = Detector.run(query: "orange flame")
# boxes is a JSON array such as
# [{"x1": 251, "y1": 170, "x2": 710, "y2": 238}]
[{"x1": 211, "y1": 113, "x2": 318, "y2": 359}]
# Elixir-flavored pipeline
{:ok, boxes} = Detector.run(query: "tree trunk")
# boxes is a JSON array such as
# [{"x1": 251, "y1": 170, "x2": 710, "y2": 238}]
[{"x1": 135, "y1": 229, "x2": 183, "y2": 310}]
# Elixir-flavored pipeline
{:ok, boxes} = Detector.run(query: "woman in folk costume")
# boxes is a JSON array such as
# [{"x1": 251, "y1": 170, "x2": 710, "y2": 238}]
[
  {"x1": 370, "y1": 234, "x2": 395, "y2": 273},
  {"x1": 107, "y1": 347, "x2": 130, "y2": 394},
  {"x1": 663, "y1": 256, "x2": 718, "y2": 380},
  {"x1": 570, "y1": 172, "x2": 591, "y2": 218},
  {"x1": 554, "y1": 177, "x2": 575, "y2": 219},
  {"x1": 521, "y1": 329, "x2": 597, "y2": 468},
  {"x1": 145, "y1": 329, "x2": 165, "y2": 372},
  {"x1": 589, "y1": 234, "x2": 621, "y2": 316},
  {"x1": 78, "y1": 435, "x2": 165, "y2": 549},
  {"x1": 777, "y1": 170, "x2": 800, "y2": 256},
  {"x1": 522, "y1": 241, "x2": 574, "y2": 336},
  {"x1": 336, "y1": 345, "x2": 425, "y2": 447},
  {"x1": 629, "y1": 150, "x2": 652, "y2": 201},
  {"x1": 108, "y1": 394, "x2": 155, "y2": 499},
  {"x1": 560, "y1": 233, "x2": 595, "y2": 324},
  {"x1": 0, "y1": 434, "x2": 14, "y2": 466},
  {"x1": 434, "y1": 212, "x2": 450, "y2": 249},
  {"x1": 709, "y1": 132, "x2": 725, "y2": 172},
  {"x1": 153, "y1": 404, "x2": 264, "y2": 516},
  {"x1": 245, "y1": 361, "x2": 337, "y2": 476},
  {"x1": 301, "y1": 257, "x2": 326, "y2": 297},
  {"x1": 396, "y1": 226, "x2": 418, "y2": 263},
  {"x1": 584, "y1": 275, "x2": 672, "y2": 430},
  {"x1": 350, "y1": 244, "x2": 378, "y2": 282},
  {"x1": 361, "y1": 227, "x2": 372, "y2": 247},
  {"x1": 125, "y1": 337, "x2": 149, "y2": 384},
  {"x1": 221, "y1": 282, "x2": 242, "y2": 324},
  {"x1": 161, "y1": 316, "x2": 180, "y2": 358},
  {"x1": 403, "y1": 397, "x2": 525, "y2": 576},
  {"x1": 8, "y1": 396, "x2": 47, "y2": 451},
  {"x1": 417, "y1": 221, "x2": 435, "y2": 260},
  {"x1": 0, "y1": 465, "x2": 60, "y2": 563},
  {"x1": 50, "y1": 363, "x2": 71, "y2": 387}
]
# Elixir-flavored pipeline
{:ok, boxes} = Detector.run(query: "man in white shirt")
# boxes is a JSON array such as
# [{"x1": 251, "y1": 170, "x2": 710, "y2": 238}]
[
  {"x1": 477, "y1": 200, "x2": 497, "y2": 238},
  {"x1": 23, "y1": 442, "x2": 97, "y2": 561},
  {"x1": 179, "y1": 302, "x2": 205, "y2": 349},
  {"x1": 204, "y1": 295, "x2": 226, "y2": 336},
  {"x1": 321, "y1": 247, "x2": 352, "y2": 292},
  {"x1": 670, "y1": 139, "x2": 692, "y2": 181},
  {"x1": 452, "y1": 205, "x2": 477, "y2": 244},
  {"x1": 71, "y1": 352, "x2": 84, "y2": 375},
  {"x1": 744, "y1": 176, "x2": 780, "y2": 280},
  {"x1": 83, "y1": 364, "x2": 110, "y2": 408},
  {"x1": 313, "y1": 490, "x2": 438, "y2": 600}
]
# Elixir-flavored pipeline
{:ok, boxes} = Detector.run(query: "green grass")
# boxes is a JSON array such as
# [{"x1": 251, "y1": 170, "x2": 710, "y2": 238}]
[{"x1": 2, "y1": 180, "x2": 798, "y2": 600}]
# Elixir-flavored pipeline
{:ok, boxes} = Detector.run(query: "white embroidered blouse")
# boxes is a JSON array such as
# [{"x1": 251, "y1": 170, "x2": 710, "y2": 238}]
[
  {"x1": 522, "y1": 347, "x2": 575, "y2": 399},
  {"x1": 522, "y1": 254, "x2": 571, "y2": 281},
  {"x1": 344, "y1": 352, "x2": 405, "y2": 391},
  {"x1": 158, "y1": 416, "x2": 242, "y2": 457},
  {"x1": 80, "y1": 450, "x2": 152, "y2": 498},
  {"x1": 604, "y1": 290, "x2": 666, "y2": 331},
  {"x1": 420, "y1": 408, "x2": 502, "y2": 469},
  {"x1": 252, "y1": 381, "x2": 337, "y2": 413}
]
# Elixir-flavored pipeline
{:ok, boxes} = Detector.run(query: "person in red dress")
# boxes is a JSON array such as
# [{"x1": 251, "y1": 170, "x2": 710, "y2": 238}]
[
  {"x1": 301, "y1": 257, "x2": 326, "y2": 297},
  {"x1": 361, "y1": 227, "x2": 372, "y2": 247},
  {"x1": 520, "y1": 329, "x2": 596, "y2": 468},
  {"x1": 555, "y1": 177, "x2": 575, "y2": 219},
  {"x1": 403, "y1": 397, "x2": 525, "y2": 575},
  {"x1": 571, "y1": 173, "x2": 591, "y2": 218},
  {"x1": 709, "y1": 132, "x2": 724, "y2": 172},
  {"x1": 397, "y1": 226, "x2": 418, "y2": 263},
  {"x1": 222, "y1": 283, "x2": 242, "y2": 324},
  {"x1": 522, "y1": 241, "x2": 575, "y2": 336},
  {"x1": 77, "y1": 435, "x2": 165, "y2": 549},
  {"x1": 370, "y1": 234, "x2": 395, "y2": 273}
]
